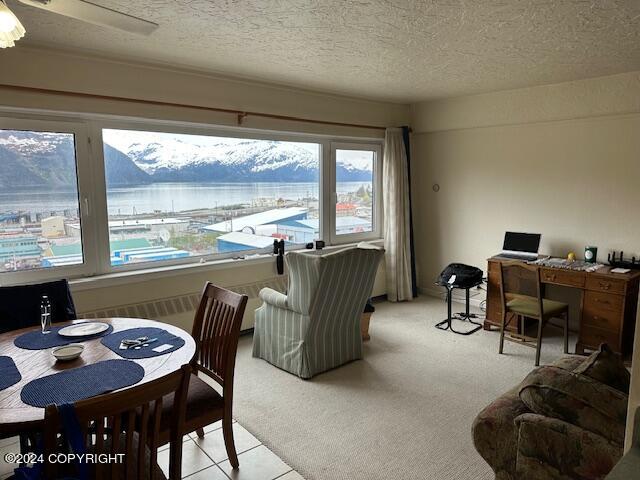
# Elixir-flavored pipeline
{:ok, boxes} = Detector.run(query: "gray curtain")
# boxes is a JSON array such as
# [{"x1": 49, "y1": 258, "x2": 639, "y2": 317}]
[{"x1": 383, "y1": 128, "x2": 413, "y2": 301}]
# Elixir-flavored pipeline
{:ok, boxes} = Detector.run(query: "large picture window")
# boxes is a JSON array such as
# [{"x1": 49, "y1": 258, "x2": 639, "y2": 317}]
[
  {"x1": 0, "y1": 114, "x2": 382, "y2": 283},
  {"x1": 102, "y1": 129, "x2": 320, "y2": 266}
]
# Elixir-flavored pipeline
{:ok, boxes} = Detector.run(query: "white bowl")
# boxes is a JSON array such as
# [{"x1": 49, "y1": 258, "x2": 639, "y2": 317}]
[{"x1": 52, "y1": 343, "x2": 84, "y2": 361}]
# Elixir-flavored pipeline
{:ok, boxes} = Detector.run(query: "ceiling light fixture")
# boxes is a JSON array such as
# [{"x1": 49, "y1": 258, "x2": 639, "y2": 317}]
[{"x1": 0, "y1": 0, "x2": 25, "y2": 48}]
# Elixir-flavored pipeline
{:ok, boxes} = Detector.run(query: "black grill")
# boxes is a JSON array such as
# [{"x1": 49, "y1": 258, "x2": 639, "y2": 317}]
[
  {"x1": 434, "y1": 263, "x2": 484, "y2": 335},
  {"x1": 436, "y1": 263, "x2": 483, "y2": 289}
]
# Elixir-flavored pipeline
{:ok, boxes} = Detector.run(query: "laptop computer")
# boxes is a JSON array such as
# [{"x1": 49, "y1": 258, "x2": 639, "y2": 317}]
[{"x1": 498, "y1": 231, "x2": 541, "y2": 260}]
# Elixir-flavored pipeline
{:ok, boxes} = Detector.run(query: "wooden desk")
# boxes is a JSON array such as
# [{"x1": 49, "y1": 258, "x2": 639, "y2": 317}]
[{"x1": 485, "y1": 257, "x2": 640, "y2": 357}]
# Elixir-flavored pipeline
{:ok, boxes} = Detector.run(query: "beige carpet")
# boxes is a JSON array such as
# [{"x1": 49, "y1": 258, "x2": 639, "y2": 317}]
[{"x1": 232, "y1": 296, "x2": 577, "y2": 480}]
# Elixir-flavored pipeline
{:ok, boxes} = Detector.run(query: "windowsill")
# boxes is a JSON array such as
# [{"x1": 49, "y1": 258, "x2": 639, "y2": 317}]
[{"x1": 69, "y1": 239, "x2": 383, "y2": 292}]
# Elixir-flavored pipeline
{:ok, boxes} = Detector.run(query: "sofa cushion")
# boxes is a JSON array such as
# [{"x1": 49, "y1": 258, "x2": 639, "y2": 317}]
[
  {"x1": 518, "y1": 366, "x2": 627, "y2": 446},
  {"x1": 472, "y1": 386, "x2": 531, "y2": 479},
  {"x1": 515, "y1": 413, "x2": 622, "y2": 480},
  {"x1": 550, "y1": 355, "x2": 585, "y2": 372},
  {"x1": 573, "y1": 343, "x2": 630, "y2": 394}
]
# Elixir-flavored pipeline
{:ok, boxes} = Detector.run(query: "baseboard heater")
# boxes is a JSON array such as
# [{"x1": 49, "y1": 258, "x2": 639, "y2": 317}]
[{"x1": 79, "y1": 276, "x2": 288, "y2": 320}]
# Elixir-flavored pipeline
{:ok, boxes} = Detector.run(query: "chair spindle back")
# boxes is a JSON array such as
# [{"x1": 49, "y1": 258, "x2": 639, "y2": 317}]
[
  {"x1": 43, "y1": 364, "x2": 190, "y2": 480},
  {"x1": 191, "y1": 282, "x2": 248, "y2": 388}
]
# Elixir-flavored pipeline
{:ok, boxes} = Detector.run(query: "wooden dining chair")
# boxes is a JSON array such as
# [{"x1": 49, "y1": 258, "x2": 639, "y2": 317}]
[
  {"x1": 157, "y1": 282, "x2": 248, "y2": 468},
  {"x1": 43, "y1": 364, "x2": 190, "y2": 480},
  {"x1": 498, "y1": 262, "x2": 569, "y2": 366}
]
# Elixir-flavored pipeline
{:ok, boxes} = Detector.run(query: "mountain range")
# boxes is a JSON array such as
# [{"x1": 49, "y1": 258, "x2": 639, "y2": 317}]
[
  {"x1": 0, "y1": 131, "x2": 373, "y2": 188},
  {"x1": 0, "y1": 131, "x2": 79, "y2": 188}
]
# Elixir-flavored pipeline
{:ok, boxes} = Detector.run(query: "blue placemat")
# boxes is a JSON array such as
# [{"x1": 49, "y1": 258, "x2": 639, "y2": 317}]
[
  {"x1": 0, "y1": 356, "x2": 21, "y2": 391},
  {"x1": 14, "y1": 322, "x2": 114, "y2": 350},
  {"x1": 101, "y1": 327, "x2": 186, "y2": 359},
  {"x1": 20, "y1": 359, "x2": 144, "y2": 408}
]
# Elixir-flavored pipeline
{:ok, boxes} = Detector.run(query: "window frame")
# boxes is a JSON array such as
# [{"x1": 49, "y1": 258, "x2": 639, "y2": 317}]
[
  {"x1": 329, "y1": 142, "x2": 383, "y2": 245},
  {"x1": 0, "y1": 116, "x2": 99, "y2": 284},
  {"x1": 94, "y1": 120, "x2": 327, "y2": 273},
  {"x1": 0, "y1": 110, "x2": 383, "y2": 282}
]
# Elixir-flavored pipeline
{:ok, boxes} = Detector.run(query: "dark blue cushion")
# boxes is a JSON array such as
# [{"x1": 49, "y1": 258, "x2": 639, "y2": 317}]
[{"x1": 0, "y1": 279, "x2": 76, "y2": 334}]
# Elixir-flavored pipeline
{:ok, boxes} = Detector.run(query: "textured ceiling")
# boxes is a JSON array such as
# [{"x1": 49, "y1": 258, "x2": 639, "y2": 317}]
[{"x1": 6, "y1": 0, "x2": 640, "y2": 103}]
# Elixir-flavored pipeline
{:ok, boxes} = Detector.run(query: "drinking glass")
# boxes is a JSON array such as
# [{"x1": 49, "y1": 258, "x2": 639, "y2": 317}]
[{"x1": 40, "y1": 295, "x2": 51, "y2": 334}]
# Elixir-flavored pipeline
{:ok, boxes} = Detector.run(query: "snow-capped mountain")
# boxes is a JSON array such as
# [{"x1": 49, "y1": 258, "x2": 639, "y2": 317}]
[
  {"x1": 0, "y1": 130, "x2": 72, "y2": 155},
  {"x1": 122, "y1": 137, "x2": 323, "y2": 182},
  {"x1": 0, "y1": 130, "x2": 373, "y2": 188},
  {"x1": 0, "y1": 130, "x2": 79, "y2": 188}
]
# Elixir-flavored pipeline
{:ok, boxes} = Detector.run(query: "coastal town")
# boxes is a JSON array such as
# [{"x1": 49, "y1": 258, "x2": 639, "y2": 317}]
[{"x1": 0, "y1": 185, "x2": 373, "y2": 272}]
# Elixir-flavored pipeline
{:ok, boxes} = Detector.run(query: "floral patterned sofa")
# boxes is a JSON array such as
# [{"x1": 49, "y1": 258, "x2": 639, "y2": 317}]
[{"x1": 473, "y1": 344, "x2": 630, "y2": 480}]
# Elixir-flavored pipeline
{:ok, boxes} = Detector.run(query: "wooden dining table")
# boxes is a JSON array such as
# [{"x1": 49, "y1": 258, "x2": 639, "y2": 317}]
[{"x1": 0, "y1": 317, "x2": 196, "y2": 436}]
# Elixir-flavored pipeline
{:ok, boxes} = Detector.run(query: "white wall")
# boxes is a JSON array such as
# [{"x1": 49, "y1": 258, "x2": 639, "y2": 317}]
[
  {"x1": 0, "y1": 46, "x2": 408, "y2": 137},
  {"x1": 0, "y1": 46, "x2": 406, "y2": 328},
  {"x1": 410, "y1": 70, "x2": 640, "y2": 450}
]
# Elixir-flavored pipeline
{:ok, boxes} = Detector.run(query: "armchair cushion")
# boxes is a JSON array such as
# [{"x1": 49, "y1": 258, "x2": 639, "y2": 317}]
[
  {"x1": 573, "y1": 343, "x2": 630, "y2": 394},
  {"x1": 519, "y1": 366, "x2": 627, "y2": 446},
  {"x1": 258, "y1": 288, "x2": 289, "y2": 309},
  {"x1": 515, "y1": 413, "x2": 621, "y2": 480}
]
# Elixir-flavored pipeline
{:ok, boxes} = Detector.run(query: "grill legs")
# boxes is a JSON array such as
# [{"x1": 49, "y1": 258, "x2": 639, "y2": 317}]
[{"x1": 435, "y1": 287, "x2": 483, "y2": 335}]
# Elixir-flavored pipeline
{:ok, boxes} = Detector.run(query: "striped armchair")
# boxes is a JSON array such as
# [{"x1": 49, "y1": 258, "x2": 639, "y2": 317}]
[{"x1": 252, "y1": 245, "x2": 384, "y2": 379}]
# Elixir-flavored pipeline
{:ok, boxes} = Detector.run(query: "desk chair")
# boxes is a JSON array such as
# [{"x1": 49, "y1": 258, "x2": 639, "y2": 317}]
[{"x1": 498, "y1": 262, "x2": 569, "y2": 366}]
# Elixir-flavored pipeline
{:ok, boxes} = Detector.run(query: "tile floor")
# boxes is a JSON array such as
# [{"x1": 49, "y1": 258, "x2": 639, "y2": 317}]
[{"x1": 0, "y1": 420, "x2": 303, "y2": 480}]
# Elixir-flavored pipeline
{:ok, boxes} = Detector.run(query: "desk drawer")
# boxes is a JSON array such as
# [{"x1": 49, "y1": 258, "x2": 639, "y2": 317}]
[
  {"x1": 583, "y1": 291, "x2": 624, "y2": 314},
  {"x1": 540, "y1": 268, "x2": 585, "y2": 288},
  {"x1": 582, "y1": 302, "x2": 622, "y2": 332},
  {"x1": 585, "y1": 276, "x2": 626, "y2": 295},
  {"x1": 580, "y1": 325, "x2": 620, "y2": 351}
]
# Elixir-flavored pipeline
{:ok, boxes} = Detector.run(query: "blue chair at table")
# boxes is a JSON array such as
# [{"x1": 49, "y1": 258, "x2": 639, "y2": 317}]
[
  {"x1": 0, "y1": 279, "x2": 77, "y2": 335},
  {"x1": 0, "y1": 279, "x2": 77, "y2": 455}
]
